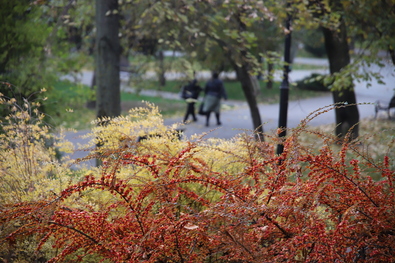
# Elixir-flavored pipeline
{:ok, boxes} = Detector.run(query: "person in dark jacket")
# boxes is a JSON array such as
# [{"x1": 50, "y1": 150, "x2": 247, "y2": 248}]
[
  {"x1": 202, "y1": 72, "x2": 227, "y2": 127},
  {"x1": 182, "y1": 78, "x2": 202, "y2": 123}
]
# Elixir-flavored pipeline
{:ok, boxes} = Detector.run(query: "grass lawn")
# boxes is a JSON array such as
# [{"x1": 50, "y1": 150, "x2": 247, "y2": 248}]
[
  {"x1": 120, "y1": 92, "x2": 186, "y2": 118},
  {"x1": 49, "y1": 81, "x2": 187, "y2": 130}
]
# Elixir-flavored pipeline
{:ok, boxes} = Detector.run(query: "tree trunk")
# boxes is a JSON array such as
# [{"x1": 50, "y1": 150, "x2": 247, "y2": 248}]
[
  {"x1": 389, "y1": 45, "x2": 395, "y2": 66},
  {"x1": 266, "y1": 61, "x2": 274, "y2": 89},
  {"x1": 95, "y1": 0, "x2": 121, "y2": 120},
  {"x1": 86, "y1": 69, "x2": 96, "y2": 109},
  {"x1": 322, "y1": 17, "x2": 359, "y2": 141},
  {"x1": 234, "y1": 63, "x2": 264, "y2": 141},
  {"x1": 158, "y1": 50, "x2": 166, "y2": 87}
]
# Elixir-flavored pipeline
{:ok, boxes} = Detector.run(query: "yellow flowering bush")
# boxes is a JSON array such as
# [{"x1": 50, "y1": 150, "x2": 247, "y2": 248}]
[{"x1": 0, "y1": 93, "x2": 74, "y2": 204}]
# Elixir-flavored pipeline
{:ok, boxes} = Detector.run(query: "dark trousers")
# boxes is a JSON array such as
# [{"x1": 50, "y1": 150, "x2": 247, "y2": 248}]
[
  {"x1": 206, "y1": 112, "x2": 221, "y2": 126},
  {"x1": 183, "y1": 102, "x2": 197, "y2": 122}
]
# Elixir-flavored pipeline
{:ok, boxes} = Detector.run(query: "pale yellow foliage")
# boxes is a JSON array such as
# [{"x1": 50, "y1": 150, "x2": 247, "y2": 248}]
[
  {"x1": 86, "y1": 102, "x2": 169, "y2": 149},
  {"x1": 0, "y1": 98, "x2": 75, "y2": 204},
  {"x1": 70, "y1": 103, "x2": 275, "y2": 209}
]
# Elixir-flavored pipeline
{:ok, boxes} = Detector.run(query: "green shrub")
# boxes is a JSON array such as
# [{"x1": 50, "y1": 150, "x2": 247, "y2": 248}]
[{"x1": 295, "y1": 73, "x2": 329, "y2": 92}]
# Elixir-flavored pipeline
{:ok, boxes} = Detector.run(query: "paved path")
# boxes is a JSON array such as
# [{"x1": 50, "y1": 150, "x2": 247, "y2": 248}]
[{"x1": 64, "y1": 58, "x2": 395, "y2": 167}]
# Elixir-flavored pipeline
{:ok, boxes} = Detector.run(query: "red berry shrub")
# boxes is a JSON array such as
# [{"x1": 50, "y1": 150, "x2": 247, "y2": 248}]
[{"x1": 1, "y1": 106, "x2": 394, "y2": 262}]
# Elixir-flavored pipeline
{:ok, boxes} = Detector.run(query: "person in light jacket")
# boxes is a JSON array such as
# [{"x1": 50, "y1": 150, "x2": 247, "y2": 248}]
[{"x1": 202, "y1": 72, "x2": 227, "y2": 127}]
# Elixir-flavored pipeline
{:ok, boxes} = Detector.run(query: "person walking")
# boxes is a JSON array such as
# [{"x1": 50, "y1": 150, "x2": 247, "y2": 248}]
[
  {"x1": 202, "y1": 72, "x2": 227, "y2": 127},
  {"x1": 181, "y1": 77, "x2": 202, "y2": 123}
]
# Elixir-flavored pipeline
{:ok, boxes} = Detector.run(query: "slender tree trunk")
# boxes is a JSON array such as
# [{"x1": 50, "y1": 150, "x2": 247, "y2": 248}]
[
  {"x1": 86, "y1": 70, "x2": 96, "y2": 109},
  {"x1": 234, "y1": 63, "x2": 264, "y2": 141},
  {"x1": 158, "y1": 50, "x2": 166, "y2": 87},
  {"x1": 96, "y1": 0, "x2": 121, "y2": 120},
  {"x1": 266, "y1": 61, "x2": 274, "y2": 89},
  {"x1": 322, "y1": 17, "x2": 359, "y2": 141},
  {"x1": 389, "y1": 45, "x2": 395, "y2": 66}
]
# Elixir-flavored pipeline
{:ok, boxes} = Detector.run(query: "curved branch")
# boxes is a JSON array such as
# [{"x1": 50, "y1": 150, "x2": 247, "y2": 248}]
[{"x1": 48, "y1": 221, "x2": 101, "y2": 245}]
